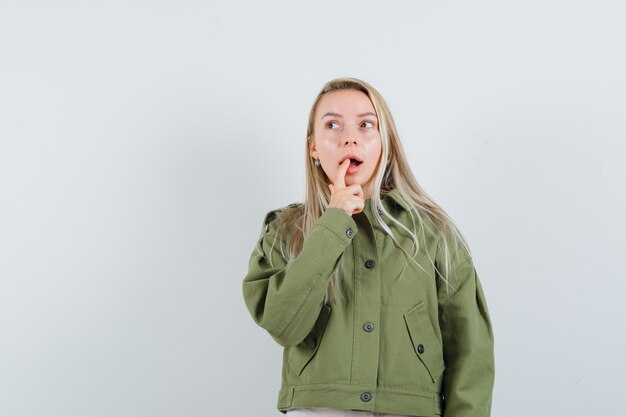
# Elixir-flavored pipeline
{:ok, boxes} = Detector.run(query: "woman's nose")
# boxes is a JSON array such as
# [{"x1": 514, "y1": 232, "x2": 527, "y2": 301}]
[{"x1": 343, "y1": 125, "x2": 359, "y2": 144}]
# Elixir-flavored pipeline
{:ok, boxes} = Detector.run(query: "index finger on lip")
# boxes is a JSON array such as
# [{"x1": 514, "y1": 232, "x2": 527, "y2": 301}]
[{"x1": 334, "y1": 158, "x2": 350, "y2": 190}]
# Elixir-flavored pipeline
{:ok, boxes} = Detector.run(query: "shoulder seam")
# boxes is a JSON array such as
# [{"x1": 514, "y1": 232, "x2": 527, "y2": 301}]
[
  {"x1": 263, "y1": 208, "x2": 283, "y2": 232},
  {"x1": 263, "y1": 202, "x2": 303, "y2": 231}
]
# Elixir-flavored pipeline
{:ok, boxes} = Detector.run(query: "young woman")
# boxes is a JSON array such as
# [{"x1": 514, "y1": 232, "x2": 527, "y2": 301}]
[{"x1": 242, "y1": 78, "x2": 495, "y2": 417}]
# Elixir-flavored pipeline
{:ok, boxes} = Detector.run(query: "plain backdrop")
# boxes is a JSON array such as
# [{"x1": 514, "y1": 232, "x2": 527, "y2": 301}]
[{"x1": 1, "y1": 1, "x2": 625, "y2": 416}]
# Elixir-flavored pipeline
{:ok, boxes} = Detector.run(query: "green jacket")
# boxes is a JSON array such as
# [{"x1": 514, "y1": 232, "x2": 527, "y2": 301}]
[{"x1": 242, "y1": 188, "x2": 495, "y2": 417}]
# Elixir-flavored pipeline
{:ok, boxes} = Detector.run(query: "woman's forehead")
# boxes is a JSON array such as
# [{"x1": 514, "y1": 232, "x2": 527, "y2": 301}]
[{"x1": 316, "y1": 89, "x2": 375, "y2": 117}]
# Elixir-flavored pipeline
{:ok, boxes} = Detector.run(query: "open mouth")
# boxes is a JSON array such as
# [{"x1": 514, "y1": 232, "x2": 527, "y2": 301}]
[
  {"x1": 348, "y1": 158, "x2": 363, "y2": 167},
  {"x1": 340, "y1": 156, "x2": 364, "y2": 166},
  {"x1": 345, "y1": 158, "x2": 363, "y2": 175}
]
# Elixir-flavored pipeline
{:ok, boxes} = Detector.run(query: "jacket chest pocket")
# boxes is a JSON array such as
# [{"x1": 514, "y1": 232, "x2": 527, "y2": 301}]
[
  {"x1": 287, "y1": 304, "x2": 332, "y2": 376},
  {"x1": 403, "y1": 301, "x2": 445, "y2": 383}
]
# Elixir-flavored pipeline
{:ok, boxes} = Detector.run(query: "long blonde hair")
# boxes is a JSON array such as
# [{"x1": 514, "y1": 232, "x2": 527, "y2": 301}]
[{"x1": 261, "y1": 77, "x2": 471, "y2": 304}]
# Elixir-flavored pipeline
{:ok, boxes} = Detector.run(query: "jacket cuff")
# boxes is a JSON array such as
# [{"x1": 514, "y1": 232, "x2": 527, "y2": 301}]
[{"x1": 312, "y1": 207, "x2": 358, "y2": 245}]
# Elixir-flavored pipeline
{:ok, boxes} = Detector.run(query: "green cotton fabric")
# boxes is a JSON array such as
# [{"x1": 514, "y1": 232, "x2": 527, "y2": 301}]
[{"x1": 242, "y1": 188, "x2": 495, "y2": 417}]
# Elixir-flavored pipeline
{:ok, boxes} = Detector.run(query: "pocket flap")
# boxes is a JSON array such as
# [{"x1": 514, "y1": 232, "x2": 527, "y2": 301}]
[{"x1": 403, "y1": 301, "x2": 445, "y2": 382}]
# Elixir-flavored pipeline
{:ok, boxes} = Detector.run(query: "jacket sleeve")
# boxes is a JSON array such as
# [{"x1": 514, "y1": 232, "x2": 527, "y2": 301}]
[
  {"x1": 437, "y1": 253, "x2": 495, "y2": 417},
  {"x1": 242, "y1": 207, "x2": 357, "y2": 347}
]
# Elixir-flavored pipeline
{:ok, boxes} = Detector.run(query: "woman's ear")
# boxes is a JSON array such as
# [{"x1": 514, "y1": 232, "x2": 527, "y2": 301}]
[{"x1": 309, "y1": 138, "x2": 317, "y2": 159}]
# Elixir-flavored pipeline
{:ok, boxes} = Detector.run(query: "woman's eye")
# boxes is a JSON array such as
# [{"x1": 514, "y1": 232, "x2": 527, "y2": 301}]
[
  {"x1": 327, "y1": 121, "x2": 339, "y2": 129},
  {"x1": 362, "y1": 121, "x2": 374, "y2": 128}
]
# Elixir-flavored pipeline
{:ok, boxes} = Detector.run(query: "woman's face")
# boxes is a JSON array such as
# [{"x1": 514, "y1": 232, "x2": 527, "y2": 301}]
[{"x1": 309, "y1": 89, "x2": 382, "y2": 199}]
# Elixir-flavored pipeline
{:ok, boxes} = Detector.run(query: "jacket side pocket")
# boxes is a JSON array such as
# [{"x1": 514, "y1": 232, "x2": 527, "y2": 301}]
[
  {"x1": 403, "y1": 301, "x2": 445, "y2": 383},
  {"x1": 287, "y1": 304, "x2": 332, "y2": 376}
]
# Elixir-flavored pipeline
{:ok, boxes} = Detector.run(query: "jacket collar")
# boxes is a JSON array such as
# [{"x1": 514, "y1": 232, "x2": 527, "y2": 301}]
[{"x1": 384, "y1": 188, "x2": 410, "y2": 211}]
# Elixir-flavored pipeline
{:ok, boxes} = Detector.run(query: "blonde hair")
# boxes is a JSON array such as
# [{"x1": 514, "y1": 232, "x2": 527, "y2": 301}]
[{"x1": 260, "y1": 77, "x2": 471, "y2": 305}]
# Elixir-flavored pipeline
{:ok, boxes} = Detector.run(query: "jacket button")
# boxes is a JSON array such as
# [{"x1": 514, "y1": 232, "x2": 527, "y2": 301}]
[
  {"x1": 417, "y1": 344, "x2": 425, "y2": 354},
  {"x1": 365, "y1": 259, "x2": 375, "y2": 268},
  {"x1": 362, "y1": 322, "x2": 374, "y2": 332},
  {"x1": 346, "y1": 228, "x2": 353, "y2": 238},
  {"x1": 360, "y1": 392, "x2": 372, "y2": 402}
]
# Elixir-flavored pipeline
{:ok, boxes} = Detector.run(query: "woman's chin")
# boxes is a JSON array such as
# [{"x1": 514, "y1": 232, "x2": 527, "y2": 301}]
[{"x1": 345, "y1": 176, "x2": 371, "y2": 188}]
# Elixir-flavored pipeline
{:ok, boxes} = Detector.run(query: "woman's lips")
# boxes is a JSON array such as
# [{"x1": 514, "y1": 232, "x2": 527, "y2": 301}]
[{"x1": 347, "y1": 160, "x2": 362, "y2": 174}]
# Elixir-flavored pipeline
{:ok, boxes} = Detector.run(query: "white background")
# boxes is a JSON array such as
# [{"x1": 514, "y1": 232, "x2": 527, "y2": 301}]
[{"x1": 1, "y1": 1, "x2": 625, "y2": 416}]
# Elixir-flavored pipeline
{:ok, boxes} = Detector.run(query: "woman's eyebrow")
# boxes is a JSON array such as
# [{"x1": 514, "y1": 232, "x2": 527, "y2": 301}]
[{"x1": 320, "y1": 112, "x2": 377, "y2": 120}]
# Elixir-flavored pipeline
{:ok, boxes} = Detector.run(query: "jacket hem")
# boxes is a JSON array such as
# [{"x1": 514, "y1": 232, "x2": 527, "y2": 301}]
[{"x1": 276, "y1": 384, "x2": 443, "y2": 416}]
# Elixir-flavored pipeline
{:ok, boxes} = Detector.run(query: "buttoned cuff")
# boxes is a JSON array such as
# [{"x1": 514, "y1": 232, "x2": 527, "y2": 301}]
[{"x1": 312, "y1": 207, "x2": 358, "y2": 245}]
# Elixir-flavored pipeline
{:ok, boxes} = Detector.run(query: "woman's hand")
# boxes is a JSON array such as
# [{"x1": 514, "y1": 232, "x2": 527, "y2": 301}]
[{"x1": 328, "y1": 159, "x2": 364, "y2": 216}]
